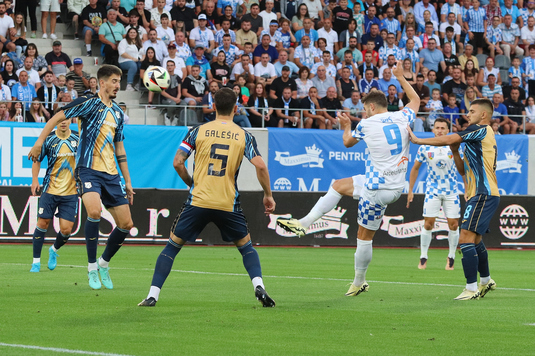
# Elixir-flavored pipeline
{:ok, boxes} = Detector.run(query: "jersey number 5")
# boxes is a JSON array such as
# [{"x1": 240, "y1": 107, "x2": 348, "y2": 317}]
[
  {"x1": 208, "y1": 143, "x2": 229, "y2": 177},
  {"x1": 383, "y1": 124, "x2": 403, "y2": 155}
]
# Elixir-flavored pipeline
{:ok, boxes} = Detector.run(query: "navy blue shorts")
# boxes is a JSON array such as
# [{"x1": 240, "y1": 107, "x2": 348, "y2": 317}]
[
  {"x1": 75, "y1": 167, "x2": 128, "y2": 208},
  {"x1": 38, "y1": 192, "x2": 79, "y2": 222},
  {"x1": 171, "y1": 204, "x2": 249, "y2": 242},
  {"x1": 461, "y1": 194, "x2": 500, "y2": 235}
]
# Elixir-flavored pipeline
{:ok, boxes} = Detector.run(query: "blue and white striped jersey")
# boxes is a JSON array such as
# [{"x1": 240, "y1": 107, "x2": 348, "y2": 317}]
[{"x1": 416, "y1": 145, "x2": 458, "y2": 196}]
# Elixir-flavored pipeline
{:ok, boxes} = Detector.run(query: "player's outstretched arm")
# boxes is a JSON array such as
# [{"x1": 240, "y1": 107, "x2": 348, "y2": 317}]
[
  {"x1": 115, "y1": 141, "x2": 135, "y2": 205},
  {"x1": 31, "y1": 161, "x2": 41, "y2": 196},
  {"x1": 407, "y1": 125, "x2": 463, "y2": 146},
  {"x1": 338, "y1": 112, "x2": 359, "y2": 147},
  {"x1": 392, "y1": 60, "x2": 420, "y2": 114},
  {"x1": 173, "y1": 148, "x2": 192, "y2": 188},
  {"x1": 407, "y1": 161, "x2": 422, "y2": 208},
  {"x1": 250, "y1": 156, "x2": 276, "y2": 215},
  {"x1": 28, "y1": 111, "x2": 68, "y2": 162}
]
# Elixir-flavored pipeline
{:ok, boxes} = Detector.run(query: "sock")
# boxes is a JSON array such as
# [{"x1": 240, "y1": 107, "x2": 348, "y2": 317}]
[
  {"x1": 447, "y1": 229, "x2": 459, "y2": 259},
  {"x1": 299, "y1": 186, "x2": 342, "y2": 229},
  {"x1": 98, "y1": 257, "x2": 109, "y2": 269},
  {"x1": 53, "y1": 231, "x2": 70, "y2": 250},
  {"x1": 148, "y1": 286, "x2": 161, "y2": 301},
  {"x1": 32, "y1": 227, "x2": 47, "y2": 258},
  {"x1": 252, "y1": 276, "x2": 265, "y2": 290},
  {"x1": 101, "y1": 227, "x2": 129, "y2": 262},
  {"x1": 466, "y1": 281, "x2": 478, "y2": 292},
  {"x1": 88, "y1": 262, "x2": 98, "y2": 271},
  {"x1": 353, "y1": 239, "x2": 373, "y2": 286},
  {"x1": 85, "y1": 218, "x2": 100, "y2": 263},
  {"x1": 475, "y1": 241, "x2": 490, "y2": 280},
  {"x1": 238, "y1": 241, "x2": 262, "y2": 282},
  {"x1": 86, "y1": 44, "x2": 91, "y2": 51},
  {"x1": 150, "y1": 238, "x2": 182, "y2": 289},
  {"x1": 420, "y1": 228, "x2": 432, "y2": 259},
  {"x1": 460, "y1": 243, "x2": 479, "y2": 290},
  {"x1": 51, "y1": 245, "x2": 58, "y2": 252},
  {"x1": 33, "y1": 257, "x2": 40, "y2": 264}
]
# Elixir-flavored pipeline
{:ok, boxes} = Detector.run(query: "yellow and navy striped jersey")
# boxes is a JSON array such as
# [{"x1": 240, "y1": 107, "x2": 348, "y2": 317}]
[
  {"x1": 458, "y1": 124, "x2": 500, "y2": 200},
  {"x1": 38, "y1": 131, "x2": 79, "y2": 196},
  {"x1": 179, "y1": 120, "x2": 260, "y2": 212},
  {"x1": 61, "y1": 94, "x2": 125, "y2": 175}
]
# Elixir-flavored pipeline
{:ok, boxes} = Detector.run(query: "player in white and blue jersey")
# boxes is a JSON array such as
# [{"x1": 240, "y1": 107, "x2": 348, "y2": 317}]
[
  {"x1": 30, "y1": 119, "x2": 78, "y2": 273},
  {"x1": 407, "y1": 118, "x2": 461, "y2": 271},
  {"x1": 28, "y1": 65, "x2": 135, "y2": 291},
  {"x1": 464, "y1": 0, "x2": 487, "y2": 54}
]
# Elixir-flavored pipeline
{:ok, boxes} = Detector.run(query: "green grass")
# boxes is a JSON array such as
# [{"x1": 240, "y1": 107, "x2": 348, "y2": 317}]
[{"x1": 1, "y1": 244, "x2": 534, "y2": 356}]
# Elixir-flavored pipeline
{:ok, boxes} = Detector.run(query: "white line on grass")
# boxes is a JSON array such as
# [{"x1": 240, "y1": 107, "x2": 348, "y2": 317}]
[
  {"x1": 0, "y1": 342, "x2": 134, "y2": 356},
  {"x1": 3, "y1": 262, "x2": 535, "y2": 292}
]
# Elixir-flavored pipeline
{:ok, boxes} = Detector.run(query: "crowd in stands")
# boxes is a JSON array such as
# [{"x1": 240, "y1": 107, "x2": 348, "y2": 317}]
[{"x1": 3, "y1": 0, "x2": 535, "y2": 133}]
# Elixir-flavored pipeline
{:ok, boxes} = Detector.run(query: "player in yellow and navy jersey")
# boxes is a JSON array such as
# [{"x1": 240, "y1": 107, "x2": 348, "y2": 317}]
[
  {"x1": 139, "y1": 88, "x2": 277, "y2": 308},
  {"x1": 408, "y1": 98, "x2": 499, "y2": 301},
  {"x1": 28, "y1": 65, "x2": 134, "y2": 291},
  {"x1": 30, "y1": 118, "x2": 79, "y2": 273}
]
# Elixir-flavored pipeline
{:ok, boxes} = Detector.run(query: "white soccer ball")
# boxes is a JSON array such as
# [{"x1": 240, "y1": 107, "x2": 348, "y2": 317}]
[{"x1": 143, "y1": 66, "x2": 170, "y2": 93}]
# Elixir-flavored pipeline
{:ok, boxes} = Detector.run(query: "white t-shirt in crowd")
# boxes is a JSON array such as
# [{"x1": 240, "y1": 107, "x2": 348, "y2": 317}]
[{"x1": 254, "y1": 62, "x2": 276, "y2": 78}]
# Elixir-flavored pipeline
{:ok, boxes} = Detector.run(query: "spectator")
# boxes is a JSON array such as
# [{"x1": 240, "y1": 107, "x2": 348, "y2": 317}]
[
  {"x1": 321, "y1": 86, "x2": 341, "y2": 128},
  {"x1": 230, "y1": 53, "x2": 255, "y2": 89},
  {"x1": 301, "y1": 86, "x2": 325, "y2": 128},
  {"x1": 460, "y1": 86, "x2": 480, "y2": 123},
  {"x1": 363, "y1": 6, "x2": 380, "y2": 35},
  {"x1": 523, "y1": 95, "x2": 535, "y2": 133},
  {"x1": 99, "y1": 8, "x2": 126, "y2": 65},
  {"x1": 109, "y1": 0, "x2": 129, "y2": 26},
  {"x1": 0, "y1": 74, "x2": 9, "y2": 108},
  {"x1": 411, "y1": 74, "x2": 430, "y2": 113},
  {"x1": 380, "y1": 7, "x2": 401, "y2": 42},
  {"x1": 335, "y1": 35, "x2": 362, "y2": 64},
  {"x1": 210, "y1": 50, "x2": 231, "y2": 85},
  {"x1": 163, "y1": 43, "x2": 187, "y2": 79},
  {"x1": 170, "y1": 0, "x2": 196, "y2": 34},
  {"x1": 295, "y1": 66, "x2": 313, "y2": 100},
  {"x1": 84, "y1": 76, "x2": 100, "y2": 95},
  {"x1": 442, "y1": 26, "x2": 462, "y2": 56},
  {"x1": 281, "y1": 0, "x2": 298, "y2": 22},
  {"x1": 16, "y1": 0, "x2": 38, "y2": 38},
  {"x1": 359, "y1": 68, "x2": 380, "y2": 96},
  {"x1": 253, "y1": 33, "x2": 279, "y2": 64},
  {"x1": 186, "y1": 45, "x2": 212, "y2": 80},
  {"x1": 199, "y1": 1, "x2": 218, "y2": 31},
  {"x1": 425, "y1": 70, "x2": 441, "y2": 93},
  {"x1": 236, "y1": 20, "x2": 258, "y2": 51},
  {"x1": 336, "y1": 50, "x2": 359, "y2": 80},
  {"x1": 66, "y1": 77, "x2": 79, "y2": 100},
  {"x1": 387, "y1": 85, "x2": 403, "y2": 112},
  {"x1": 118, "y1": 27, "x2": 143, "y2": 91},
  {"x1": 462, "y1": 59, "x2": 479, "y2": 83},
  {"x1": 312, "y1": 50, "x2": 337, "y2": 79},
  {"x1": 342, "y1": 90, "x2": 364, "y2": 127},
  {"x1": 358, "y1": 52, "x2": 379, "y2": 79},
  {"x1": 420, "y1": 38, "x2": 446, "y2": 74},
  {"x1": 247, "y1": 82, "x2": 273, "y2": 127},
  {"x1": 156, "y1": 13, "x2": 174, "y2": 45},
  {"x1": 401, "y1": 58, "x2": 416, "y2": 85},
  {"x1": 318, "y1": 18, "x2": 338, "y2": 54},
  {"x1": 269, "y1": 65, "x2": 297, "y2": 100},
  {"x1": 202, "y1": 81, "x2": 220, "y2": 122},
  {"x1": 9, "y1": 101, "x2": 24, "y2": 121},
  {"x1": 499, "y1": 14, "x2": 523, "y2": 57},
  {"x1": 143, "y1": 28, "x2": 168, "y2": 62},
  {"x1": 419, "y1": 21, "x2": 440, "y2": 50},
  {"x1": 45, "y1": 41, "x2": 74, "y2": 77},
  {"x1": 424, "y1": 88, "x2": 444, "y2": 130},
  {"x1": 478, "y1": 57, "x2": 502, "y2": 87},
  {"x1": 332, "y1": 0, "x2": 352, "y2": 35},
  {"x1": 231, "y1": 83, "x2": 252, "y2": 127},
  {"x1": 504, "y1": 88, "x2": 526, "y2": 132},
  {"x1": 150, "y1": 0, "x2": 171, "y2": 28},
  {"x1": 37, "y1": 70, "x2": 60, "y2": 119},
  {"x1": 2, "y1": 59, "x2": 17, "y2": 88},
  {"x1": 133, "y1": 0, "x2": 151, "y2": 33},
  {"x1": 295, "y1": 17, "x2": 318, "y2": 45},
  {"x1": 0, "y1": 3, "x2": 15, "y2": 54},
  {"x1": 254, "y1": 52, "x2": 276, "y2": 86},
  {"x1": 241, "y1": 3, "x2": 263, "y2": 36},
  {"x1": 378, "y1": 67, "x2": 403, "y2": 97},
  {"x1": 361, "y1": 23, "x2": 383, "y2": 52},
  {"x1": 492, "y1": 93, "x2": 512, "y2": 133},
  {"x1": 294, "y1": 35, "x2": 320, "y2": 69},
  {"x1": 463, "y1": 0, "x2": 487, "y2": 55},
  {"x1": 442, "y1": 42, "x2": 460, "y2": 70},
  {"x1": 216, "y1": 5, "x2": 239, "y2": 31},
  {"x1": 439, "y1": 12, "x2": 461, "y2": 41},
  {"x1": 291, "y1": 3, "x2": 308, "y2": 33},
  {"x1": 443, "y1": 93, "x2": 461, "y2": 131},
  {"x1": 20, "y1": 44, "x2": 48, "y2": 77},
  {"x1": 378, "y1": 32, "x2": 402, "y2": 67},
  {"x1": 400, "y1": 26, "x2": 422, "y2": 51},
  {"x1": 40, "y1": 0, "x2": 60, "y2": 39},
  {"x1": 486, "y1": 15, "x2": 504, "y2": 58},
  {"x1": 160, "y1": 60, "x2": 183, "y2": 126},
  {"x1": 503, "y1": 76, "x2": 527, "y2": 101},
  {"x1": 217, "y1": 0, "x2": 245, "y2": 18},
  {"x1": 215, "y1": 18, "x2": 236, "y2": 46},
  {"x1": 11, "y1": 70, "x2": 36, "y2": 111},
  {"x1": 500, "y1": 0, "x2": 520, "y2": 25},
  {"x1": 181, "y1": 64, "x2": 208, "y2": 113},
  {"x1": 443, "y1": 67, "x2": 467, "y2": 105},
  {"x1": 273, "y1": 49, "x2": 298, "y2": 77},
  {"x1": 81, "y1": 0, "x2": 106, "y2": 57},
  {"x1": 274, "y1": 86, "x2": 301, "y2": 127},
  {"x1": 337, "y1": 66, "x2": 358, "y2": 100},
  {"x1": 67, "y1": 0, "x2": 87, "y2": 39},
  {"x1": 173, "y1": 31, "x2": 192, "y2": 61},
  {"x1": 0, "y1": 101, "x2": 9, "y2": 120},
  {"x1": 311, "y1": 65, "x2": 336, "y2": 99},
  {"x1": 16, "y1": 57, "x2": 40, "y2": 90},
  {"x1": 509, "y1": 56, "x2": 524, "y2": 85},
  {"x1": 11, "y1": 13, "x2": 28, "y2": 58},
  {"x1": 259, "y1": 0, "x2": 278, "y2": 30},
  {"x1": 414, "y1": 0, "x2": 438, "y2": 29},
  {"x1": 65, "y1": 58, "x2": 90, "y2": 96},
  {"x1": 126, "y1": 10, "x2": 148, "y2": 42},
  {"x1": 521, "y1": 16, "x2": 535, "y2": 48},
  {"x1": 338, "y1": 18, "x2": 358, "y2": 52}
]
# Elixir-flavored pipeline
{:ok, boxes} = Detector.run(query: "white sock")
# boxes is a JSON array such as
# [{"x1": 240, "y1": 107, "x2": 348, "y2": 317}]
[
  {"x1": 466, "y1": 282, "x2": 478, "y2": 292},
  {"x1": 480, "y1": 276, "x2": 490, "y2": 285},
  {"x1": 98, "y1": 257, "x2": 109, "y2": 268},
  {"x1": 420, "y1": 228, "x2": 432, "y2": 259},
  {"x1": 353, "y1": 239, "x2": 373, "y2": 286},
  {"x1": 88, "y1": 262, "x2": 98, "y2": 272},
  {"x1": 299, "y1": 186, "x2": 342, "y2": 229},
  {"x1": 33, "y1": 258, "x2": 40, "y2": 264},
  {"x1": 86, "y1": 44, "x2": 91, "y2": 51},
  {"x1": 252, "y1": 276, "x2": 264, "y2": 290},
  {"x1": 148, "y1": 286, "x2": 161, "y2": 301},
  {"x1": 448, "y1": 229, "x2": 459, "y2": 259},
  {"x1": 51, "y1": 245, "x2": 58, "y2": 252}
]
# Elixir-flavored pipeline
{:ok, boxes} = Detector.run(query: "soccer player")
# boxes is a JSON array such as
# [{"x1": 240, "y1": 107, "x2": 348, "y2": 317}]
[
  {"x1": 28, "y1": 65, "x2": 134, "y2": 291},
  {"x1": 30, "y1": 118, "x2": 79, "y2": 273},
  {"x1": 408, "y1": 98, "x2": 499, "y2": 301},
  {"x1": 406, "y1": 118, "x2": 460, "y2": 271},
  {"x1": 138, "y1": 87, "x2": 276, "y2": 308}
]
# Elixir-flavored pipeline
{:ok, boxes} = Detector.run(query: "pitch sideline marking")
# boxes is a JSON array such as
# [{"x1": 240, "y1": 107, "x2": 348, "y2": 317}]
[
  {"x1": 3, "y1": 262, "x2": 535, "y2": 292},
  {"x1": 0, "y1": 342, "x2": 134, "y2": 356}
]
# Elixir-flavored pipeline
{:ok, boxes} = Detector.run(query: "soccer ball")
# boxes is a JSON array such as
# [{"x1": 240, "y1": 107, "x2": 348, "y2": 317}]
[{"x1": 143, "y1": 66, "x2": 170, "y2": 93}]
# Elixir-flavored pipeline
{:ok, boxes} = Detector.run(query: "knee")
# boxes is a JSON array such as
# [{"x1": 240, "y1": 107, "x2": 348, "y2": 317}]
[
  {"x1": 86, "y1": 209, "x2": 101, "y2": 220},
  {"x1": 37, "y1": 219, "x2": 51, "y2": 229},
  {"x1": 448, "y1": 221, "x2": 459, "y2": 230},
  {"x1": 423, "y1": 219, "x2": 434, "y2": 230},
  {"x1": 60, "y1": 228, "x2": 72, "y2": 236},
  {"x1": 119, "y1": 219, "x2": 134, "y2": 231}
]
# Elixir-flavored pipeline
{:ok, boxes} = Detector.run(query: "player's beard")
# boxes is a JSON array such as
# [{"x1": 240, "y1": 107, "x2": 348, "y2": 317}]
[{"x1": 109, "y1": 90, "x2": 118, "y2": 99}]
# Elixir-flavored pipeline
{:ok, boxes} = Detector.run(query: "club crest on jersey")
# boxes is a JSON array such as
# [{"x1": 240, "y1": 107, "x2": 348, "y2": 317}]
[
  {"x1": 116, "y1": 111, "x2": 121, "y2": 118},
  {"x1": 71, "y1": 141, "x2": 77, "y2": 147},
  {"x1": 428, "y1": 152, "x2": 434, "y2": 159},
  {"x1": 39, "y1": 208, "x2": 43, "y2": 214},
  {"x1": 448, "y1": 153, "x2": 453, "y2": 159},
  {"x1": 85, "y1": 182, "x2": 92, "y2": 189}
]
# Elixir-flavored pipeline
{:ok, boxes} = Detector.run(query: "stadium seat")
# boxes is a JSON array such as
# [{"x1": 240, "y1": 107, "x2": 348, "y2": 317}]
[
  {"x1": 476, "y1": 54, "x2": 488, "y2": 66},
  {"x1": 495, "y1": 55, "x2": 511, "y2": 70},
  {"x1": 500, "y1": 69, "x2": 509, "y2": 84}
]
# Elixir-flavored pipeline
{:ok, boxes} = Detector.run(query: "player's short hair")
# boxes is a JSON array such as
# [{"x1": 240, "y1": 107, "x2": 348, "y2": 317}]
[
  {"x1": 214, "y1": 87, "x2": 237, "y2": 116},
  {"x1": 97, "y1": 65, "x2": 122, "y2": 81},
  {"x1": 434, "y1": 118, "x2": 450, "y2": 129},
  {"x1": 361, "y1": 90, "x2": 387, "y2": 109},
  {"x1": 471, "y1": 98, "x2": 493, "y2": 117}
]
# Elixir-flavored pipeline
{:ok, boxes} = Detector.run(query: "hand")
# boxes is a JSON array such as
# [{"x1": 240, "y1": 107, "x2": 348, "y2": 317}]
[
  {"x1": 28, "y1": 143, "x2": 42, "y2": 162},
  {"x1": 392, "y1": 60, "x2": 404, "y2": 78},
  {"x1": 125, "y1": 182, "x2": 135, "y2": 205},
  {"x1": 406, "y1": 192, "x2": 413, "y2": 208},
  {"x1": 407, "y1": 125, "x2": 420, "y2": 144},
  {"x1": 31, "y1": 181, "x2": 40, "y2": 196},
  {"x1": 468, "y1": 31, "x2": 474, "y2": 40},
  {"x1": 337, "y1": 111, "x2": 352, "y2": 130},
  {"x1": 449, "y1": 142, "x2": 460, "y2": 152},
  {"x1": 263, "y1": 195, "x2": 276, "y2": 215},
  {"x1": 111, "y1": 44, "x2": 117, "y2": 51},
  {"x1": 195, "y1": 97, "x2": 203, "y2": 103}
]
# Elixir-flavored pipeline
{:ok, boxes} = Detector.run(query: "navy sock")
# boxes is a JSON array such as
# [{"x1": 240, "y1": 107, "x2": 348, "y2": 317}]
[
  {"x1": 85, "y1": 218, "x2": 100, "y2": 263},
  {"x1": 101, "y1": 227, "x2": 129, "y2": 262},
  {"x1": 460, "y1": 243, "x2": 479, "y2": 284},
  {"x1": 32, "y1": 227, "x2": 47, "y2": 258},
  {"x1": 238, "y1": 241, "x2": 262, "y2": 280},
  {"x1": 53, "y1": 231, "x2": 70, "y2": 250},
  {"x1": 151, "y1": 239, "x2": 182, "y2": 288},
  {"x1": 475, "y1": 241, "x2": 490, "y2": 278}
]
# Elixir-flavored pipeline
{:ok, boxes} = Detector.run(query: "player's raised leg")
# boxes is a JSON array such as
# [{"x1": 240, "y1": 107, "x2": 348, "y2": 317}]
[
  {"x1": 277, "y1": 176, "x2": 363, "y2": 236},
  {"x1": 48, "y1": 217, "x2": 75, "y2": 271}
]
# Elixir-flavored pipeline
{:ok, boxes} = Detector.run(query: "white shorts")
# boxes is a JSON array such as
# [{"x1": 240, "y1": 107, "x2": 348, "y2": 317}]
[
  {"x1": 41, "y1": 0, "x2": 61, "y2": 12},
  {"x1": 423, "y1": 194, "x2": 461, "y2": 219},
  {"x1": 358, "y1": 188, "x2": 403, "y2": 231},
  {"x1": 352, "y1": 174, "x2": 365, "y2": 200}
]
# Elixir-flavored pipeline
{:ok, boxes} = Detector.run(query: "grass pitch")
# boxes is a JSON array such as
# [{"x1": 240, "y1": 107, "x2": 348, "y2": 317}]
[{"x1": 1, "y1": 244, "x2": 534, "y2": 356}]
